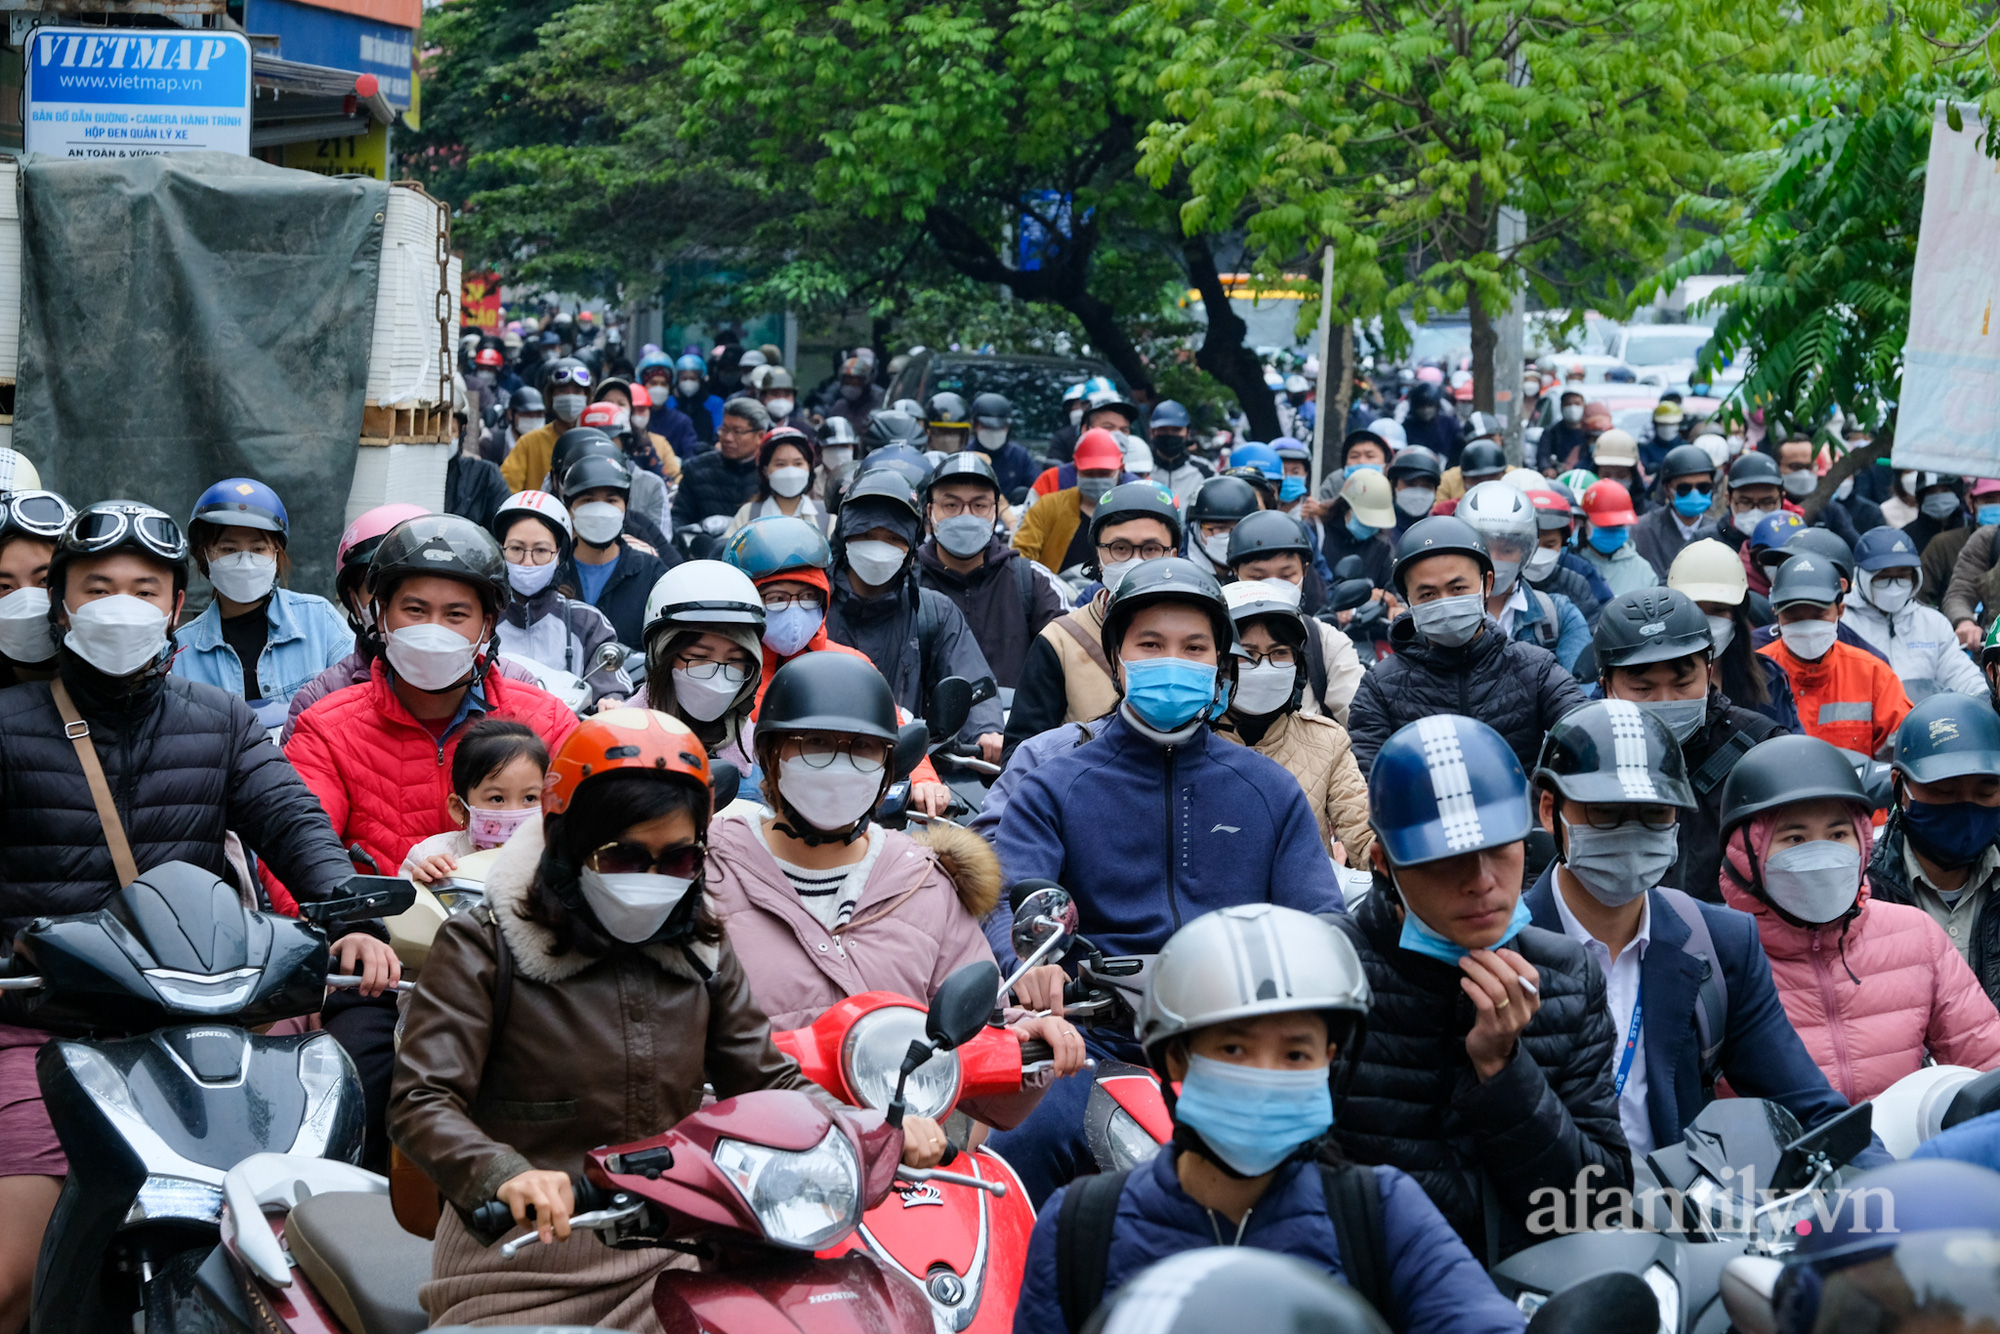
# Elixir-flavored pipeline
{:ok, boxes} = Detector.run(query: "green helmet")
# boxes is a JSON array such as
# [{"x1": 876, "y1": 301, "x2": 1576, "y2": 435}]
[
  {"x1": 1984, "y1": 618, "x2": 2000, "y2": 668},
  {"x1": 1554, "y1": 468, "x2": 1599, "y2": 496}
]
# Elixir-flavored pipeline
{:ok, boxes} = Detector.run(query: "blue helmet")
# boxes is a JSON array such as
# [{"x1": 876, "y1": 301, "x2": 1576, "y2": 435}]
[
  {"x1": 675, "y1": 352, "x2": 707, "y2": 377},
  {"x1": 1856, "y1": 524, "x2": 1923, "y2": 571},
  {"x1": 1891, "y1": 692, "x2": 2000, "y2": 785},
  {"x1": 1368, "y1": 715, "x2": 1533, "y2": 867},
  {"x1": 1227, "y1": 441, "x2": 1284, "y2": 480},
  {"x1": 1150, "y1": 400, "x2": 1191, "y2": 430},
  {"x1": 1750, "y1": 509, "x2": 1806, "y2": 552},
  {"x1": 1081, "y1": 375, "x2": 1117, "y2": 398},
  {"x1": 723, "y1": 515, "x2": 831, "y2": 581},
  {"x1": 1062, "y1": 381, "x2": 1089, "y2": 405},
  {"x1": 634, "y1": 351, "x2": 673, "y2": 377},
  {"x1": 190, "y1": 478, "x2": 287, "y2": 539}
]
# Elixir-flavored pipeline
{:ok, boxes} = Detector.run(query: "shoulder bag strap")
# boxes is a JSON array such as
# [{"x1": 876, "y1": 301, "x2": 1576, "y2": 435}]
[
  {"x1": 1054, "y1": 611, "x2": 1115, "y2": 681},
  {"x1": 1321, "y1": 1163, "x2": 1394, "y2": 1323},
  {"x1": 478, "y1": 904, "x2": 515, "y2": 1089},
  {"x1": 50, "y1": 679, "x2": 138, "y2": 888},
  {"x1": 1056, "y1": 1168, "x2": 1131, "y2": 1332},
  {"x1": 1657, "y1": 887, "x2": 1730, "y2": 1089}
]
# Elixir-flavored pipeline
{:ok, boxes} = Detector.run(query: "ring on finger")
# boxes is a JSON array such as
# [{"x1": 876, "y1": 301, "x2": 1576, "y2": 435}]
[{"x1": 1495, "y1": 997, "x2": 1510, "y2": 1011}]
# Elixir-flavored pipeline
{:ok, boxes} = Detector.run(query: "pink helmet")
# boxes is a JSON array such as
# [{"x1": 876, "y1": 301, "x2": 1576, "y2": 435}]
[{"x1": 335, "y1": 503, "x2": 430, "y2": 625}]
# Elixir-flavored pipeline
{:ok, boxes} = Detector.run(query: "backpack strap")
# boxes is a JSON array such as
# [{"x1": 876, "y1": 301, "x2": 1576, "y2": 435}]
[
  {"x1": 1321, "y1": 1163, "x2": 1393, "y2": 1324},
  {"x1": 1528, "y1": 590, "x2": 1561, "y2": 650},
  {"x1": 1055, "y1": 1169, "x2": 1131, "y2": 1332},
  {"x1": 915, "y1": 587, "x2": 943, "y2": 670},
  {"x1": 1690, "y1": 727, "x2": 1756, "y2": 795},
  {"x1": 1302, "y1": 621, "x2": 1329, "y2": 708},
  {"x1": 478, "y1": 904, "x2": 515, "y2": 1088},
  {"x1": 1657, "y1": 887, "x2": 1730, "y2": 1093},
  {"x1": 1054, "y1": 609, "x2": 1115, "y2": 681}
]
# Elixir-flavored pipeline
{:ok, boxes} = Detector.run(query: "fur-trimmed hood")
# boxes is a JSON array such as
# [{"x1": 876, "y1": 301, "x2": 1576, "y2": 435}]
[
  {"x1": 909, "y1": 820, "x2": 1001, "y2": 920},
  {"x1": 480, "y1": 817, "x2": 720, "y2": 986}
]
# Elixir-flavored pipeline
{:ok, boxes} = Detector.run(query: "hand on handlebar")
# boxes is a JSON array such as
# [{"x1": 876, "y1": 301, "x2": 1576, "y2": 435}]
[
  {"x1": 332, "y1": 933, "x2": 402, "y2": 998},
  {"x1": 977, "y1": 732, "x2": 1003, "y2": 765},
  {"x1": 497, "y1": 1168, "x2": 575, "y2": 1244},
  {"x1": 1011, "y1": 963, "x2": 1067, "y2": 1016},
  {"x1": 1012, "y1": 1013, "x2": 1089, "y2": 1078},
  {"x1": 900, "y1": 1115, "x2": 951, "y2": 1169},
  {"x1": 909, "y1": 781, "x2": 952, "y2": 818}
]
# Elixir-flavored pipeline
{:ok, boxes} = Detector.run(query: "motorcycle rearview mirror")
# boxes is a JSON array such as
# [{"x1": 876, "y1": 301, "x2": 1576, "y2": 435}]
[
  {"x1": 709, "y1": 759, "x2": 741, "y2": 811},
  {"x1": 927, "y1": 960, "x2": 1000, "y2": 1052},
  {"x1": 1772, "y1": 1099, "x2": 1873, "y2": 1191},
  {"x1": 1944, "y1": 1067, "x2": 2000, "y2": 1131},
  {"x1": 1331, "y1": 554, "x2": 1365, "y2": 582},
  {"x1": 301, "y1": 875, "x2": 416, "y2": 927},
  {"x1": 1524, "y1": 1271, "x2": 1658, "y2": 1334},
  {"x1": 1008, "y1": 884, "x2": 1078, "y2": 962},
  {"x1": 1330, "y1": 577, "x2": 1376, "y2": 614},
  {"x1": 891, "y1": 721, "x2": 930, "y2": 781},
  {"x1": 965, "y1": 674, "x2": 998, "y2": 709},
  {"x1": 926, "y1": 676, "x2": 973, "y2": 741},
  {"x1": 591, "y1": 639, "x2": 630, "y2": 676}
]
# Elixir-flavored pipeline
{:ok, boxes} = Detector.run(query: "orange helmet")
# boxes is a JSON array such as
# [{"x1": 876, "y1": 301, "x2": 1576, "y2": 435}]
[{"x1": 544, "y1": 708, "x2": 711, "y2": 815}]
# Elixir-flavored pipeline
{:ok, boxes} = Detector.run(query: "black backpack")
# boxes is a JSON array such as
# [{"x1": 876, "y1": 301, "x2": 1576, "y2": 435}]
[{"x1": 1052, "y1": 1161, "x2": 1392, "y2": 1333}]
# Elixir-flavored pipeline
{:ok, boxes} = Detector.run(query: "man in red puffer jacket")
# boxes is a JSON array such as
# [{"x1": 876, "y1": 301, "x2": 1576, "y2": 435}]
[{"x1": 285, "y1": 514, "x2": 576, "y2": 1167}]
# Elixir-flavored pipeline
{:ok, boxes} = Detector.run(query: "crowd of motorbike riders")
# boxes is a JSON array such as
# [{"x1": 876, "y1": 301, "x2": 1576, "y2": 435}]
[{"x1": 4, "y1": 324, "x2": 2000, "y2": 1333}]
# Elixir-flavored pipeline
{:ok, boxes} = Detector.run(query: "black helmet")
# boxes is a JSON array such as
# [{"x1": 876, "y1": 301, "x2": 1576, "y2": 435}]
[
  {"x1": 1078, "y1": 1248, "x2": 1391, "y2": 1334},
  {"x1": 540, "y1": 356, "x2": 590, "y2": 394},
  {"x1": 1100, "y1": 556, "x2": 1235, "y2": 665},
  {"x1": 1226, "y1": 510, "x2": 1312, "y2": 568},
  {"x1": 1593, "y1": 588, "x2": 1713, "y2": 668},
  {"x1": 970, "y1": 392, "x2": 1012, "y2": 429},
  {"x1": 1089, "y1": 481, "x2": 1185, "y2": 549},
  {"x1": 1891, "y1": 693, "x2": 2000, "y2": 785},
  {"x1": 1763, "y1": 526, "x2": 1856, "y2": 583},
  {"x1": 861, "y1": 409, "x2": 929, "y2": 455},
  {"x1": 1661, "y1": 444, "x2": 1716, "y2": 480},
  {"x1": 839, "y1": 467, "x2": 923, "y2": 525},
  {"x1": 1391, "y1": 515, "x2": 1490, "y2": 596},
  {"x1": 757, "y1": 651, "x2": 899, "y2": 742},
  {"x1": 1188, "y1": 475, "x2": 1261, "y2": 527},
  {"x1": 924, "y1": 391, "x2": 970, "y2": 430},
  {"x1": 1719, "y1": 734, "x2": 1869, "y2": 839},
  {"x1": 559, "y1": 453, "x2": 633, "y2": 499},
  {"x1": 1534, "y1": 699, "x2": 1697, "y2": 809},
  {"x1": 1408, "y1": 381, "x2": 1443, "y2": 411},
  {"x1": 49, "y1": 500, "x2": 190, "y2": 613},
  {"x1": 365, "y1": 513, "x2": 509, "y2": 618},
  {"x1": 1385, "y1": 446, "x2": 1443, "y2": 485},
  {"x1": 551, "y1": 426, "x2": 617, "y2": 480},
  {"x1": 820, "y1": 415, "x2": 860, "y2": 448},
  {"x1": 924, "y1": 452, "x2": 1000, "y2": 502},
  {"x1": 1729, "y1": 451, "x2": 1782, "y2": 488},
  {"x1": 509, "y1": 385, "x2": 544, "y2": 414},
  {"x1": 1459, "y1": 440, "x2": 1507, "y2": 480},
  {"x1": 851, "y1": 443, "x2": 931, "y2": 496}
]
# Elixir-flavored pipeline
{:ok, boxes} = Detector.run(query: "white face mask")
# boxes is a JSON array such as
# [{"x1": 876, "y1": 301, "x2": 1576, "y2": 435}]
[
  {"x1": 1859, "y1": 568, "x2": 1916, "y2": 615},
  {"x1": 464, "y1": 804, "x2": 537, "y2": 850},
  {"x1": 572, "y1": 501, "x2": 625, "y2": 546},
  {"x1": 385, "y1": 621, "x2": 481, "y2": 692},
  {"x1": 1395, "y1": 487, "x2": 1437, "y2": 518},
  {"x1": 1762, "y1": 838, "x2": 1861, "y2": 923},
  {"x1": 1706, "y1": 613, "x2": 1736, "y2": 657},
  {"x1": 765, "y1": 396, "x2": 795, "y2": 419},
  {"x1": 1231, "y1": 660, "x2": 1296, "y2": 716},
  {"x1": 778, "y1": 753, "x2": 883, "y2": 831},
  {"x1": 1201, "y1": 532, "x2": 1234, "y2": 565},
  {"x1": 513, "y1": 415, "x2": 545, "y2": 435},
  {"x1": 1561, "y1": 404, "x2": 1584, "y2": 424},
  {"x1": 0, "y1": 586, "x2": 54, "y2": 663},
  {"x1": 1781, "y1": 470, "x2": 1818, "y2": 499},
  {"x1": 1257, "y1": 576, "x2": 1303, "y2": 606},
  {"x1": 1099, "y1": 557, "x2": 1140, "y2": 592},
  {"x1": 976, "y1": 427, "x2": 1008, "y2": 450},
  {"x1": 1523, "y1": 547, "x2": 1561, "y2": 582},
  {"x1": 762, "y1": 604, "x2": 823, "y2": 657},
  {"x1": 822, "y1": 446, "x2": 854, "y2": 471},
  {"x1": 1778, "y1": 617, "x2": 1837, "y2": 661},
  {"x1": 552, "y1": 393, "x2": 588, "y2": 423},
  {"x1": 846, "y1": 539, "x2": 907, "y2": 587},
  {"x1": 672, "y1": 663, "x2": 749, "y2": 722},
  {"x1": 1069, "y1": 407, "x2": 1085, "y2": 427},
  {"x1": 65, "y1": 594, "x2": 171, "y2": 677},
  {"x1": 678, "y1": 377, "x2": 704, "y2": 397},
  {"x1": 507, "y1": 560, "x2": 558, "y2": 596},
  {"x1": 207, "y1": 550, "x2": 277, "y2": 604},
  {"x1": 768, "y1": 466, "x2": 812, "y2": 499},
  {"x1": 578, "y1": 866, "x2": 694, "y2": 943}
]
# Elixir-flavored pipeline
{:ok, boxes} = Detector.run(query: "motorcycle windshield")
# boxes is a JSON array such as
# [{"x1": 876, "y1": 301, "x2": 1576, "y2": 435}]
[{"x1": 1779, "y1": 1231, "x2": 2000, "y2": 1334}]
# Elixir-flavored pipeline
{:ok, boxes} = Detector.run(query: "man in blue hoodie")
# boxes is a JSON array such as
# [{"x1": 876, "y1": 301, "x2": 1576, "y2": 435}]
[{"x1": 988, "y1": 557, "x2": 1346, "y2": 1205}]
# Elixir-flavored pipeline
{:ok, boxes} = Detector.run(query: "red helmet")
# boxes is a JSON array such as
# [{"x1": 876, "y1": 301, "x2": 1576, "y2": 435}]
[
  {"x1": 475, "y1": 347, "x2": 503, "y2": 369},
  {"x1": 545, "y1": 708, "x2": 712, "y2": 815},
  {"x1": 1581, "y1": 479, "x2": 1639, "y2": 526},
  {"x1": 1074, "y1": 428, "x2": 1125, "y2": 470}
]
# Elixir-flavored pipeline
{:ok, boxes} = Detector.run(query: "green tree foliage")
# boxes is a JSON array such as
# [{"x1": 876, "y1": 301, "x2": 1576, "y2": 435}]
[{"x1": 1126, "y1": 0, "x2": 1777, "y2": 407}]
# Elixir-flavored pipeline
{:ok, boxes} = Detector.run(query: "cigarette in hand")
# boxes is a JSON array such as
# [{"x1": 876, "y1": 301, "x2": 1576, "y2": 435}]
[{"x1": 1516, "y1": 976, "x2": 1540, "y2": 997}]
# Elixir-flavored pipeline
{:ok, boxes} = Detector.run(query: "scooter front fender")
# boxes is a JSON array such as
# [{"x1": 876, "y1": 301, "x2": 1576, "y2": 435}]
[{"x1": 654, "y1": 1249, "x2": 934, "y2": 1334}]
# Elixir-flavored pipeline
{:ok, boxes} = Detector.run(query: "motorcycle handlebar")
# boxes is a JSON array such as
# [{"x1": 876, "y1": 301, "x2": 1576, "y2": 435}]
[
  {"x1": 325, "y1": 974, "x2": 416, "y2": 993},
  {"x1": 1019, "y1": 1038, "x2": 1054, "y2": 1064},
  {"x1": 471, "y1": 1175, "x2": 610, "y2": 1245}
]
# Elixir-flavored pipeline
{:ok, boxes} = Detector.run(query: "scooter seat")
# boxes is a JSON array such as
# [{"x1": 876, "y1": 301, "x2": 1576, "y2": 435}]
[{"x1": 286, "y1": 1191, "x2": 432, "y2": 1334}]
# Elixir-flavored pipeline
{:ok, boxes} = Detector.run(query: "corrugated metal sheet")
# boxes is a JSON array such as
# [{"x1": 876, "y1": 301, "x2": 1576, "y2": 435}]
[{"x1": 0, "y1": 1, "x2": 227, "y2": 13}]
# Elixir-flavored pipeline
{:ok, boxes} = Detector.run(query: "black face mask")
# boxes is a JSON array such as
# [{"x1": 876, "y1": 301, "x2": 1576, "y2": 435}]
[{"x1": 1152, "y1": 433, "x2": 1189, "y2": 465}]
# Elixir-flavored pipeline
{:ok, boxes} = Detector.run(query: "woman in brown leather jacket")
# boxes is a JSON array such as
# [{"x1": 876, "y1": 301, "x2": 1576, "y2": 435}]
[{"x1": 389, "y1": 708, "x2": 951, "y2": 1329}]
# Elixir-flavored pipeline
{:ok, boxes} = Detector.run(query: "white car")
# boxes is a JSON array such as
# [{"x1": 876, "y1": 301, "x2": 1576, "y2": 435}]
[{"x1": 1609, "y1": 324, "x2": 1716, "y2": 386}]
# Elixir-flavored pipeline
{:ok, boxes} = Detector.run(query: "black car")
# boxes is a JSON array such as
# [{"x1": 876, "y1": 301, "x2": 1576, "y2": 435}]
[{"x1": 886, "y1": 351, "x2": 1128, "y2": 450}]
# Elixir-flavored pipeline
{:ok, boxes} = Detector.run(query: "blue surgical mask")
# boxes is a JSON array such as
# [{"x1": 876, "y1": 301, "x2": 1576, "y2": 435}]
[
  {"x1": 1901, "y1": 799, "x2": 2000, "y2": 871},
  {"x1": 1395, "y1": 892, "x2": 1533, "y2": 965},
  {"x1": 1343, "y1": 463, "x2": 1383, "y2": 479},
  {"x1": 1672, "y1": 490, "x2": 1711, "y2": 519},
  {"x1": 762, "y1": 603, "x2": 823, "y2": 657},
  {"x1": 1588, "y1": 526, "x2": 1630, "y2": 555},
  {"x1": 1280, "y1": 476, "x2": 1308, "y2": 503},
  {"x1": 1346, "y1": 515, "x2": 1380, "y2": 542},
  {"x1": 1122, "y1": 656, "x2": 1218, "y2": 732},
  {"x1": 1979, "y1": 503, "x2": 2000, "y2": 528},
  {"x1": 1173, "y1": 1053, "x2": 1334, "y2": 1177}
]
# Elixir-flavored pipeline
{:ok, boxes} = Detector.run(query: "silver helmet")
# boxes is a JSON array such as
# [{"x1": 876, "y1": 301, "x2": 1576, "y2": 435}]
[{"x1": 1137, "y1": 905, "x2": 1371, "y2": 1075}]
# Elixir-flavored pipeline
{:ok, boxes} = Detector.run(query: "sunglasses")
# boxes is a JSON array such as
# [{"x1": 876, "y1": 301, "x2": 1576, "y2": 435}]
[
  {"x1": 587, "y1": 840, "x2": 705, "y2": 879},
  {"x1": 1671, "y1": 481, "x2": 1714, "y2": 498}
]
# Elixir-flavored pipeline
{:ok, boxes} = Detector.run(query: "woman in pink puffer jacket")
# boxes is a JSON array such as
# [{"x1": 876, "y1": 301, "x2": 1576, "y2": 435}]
[{"x1": 1719, "y1": 736, "x2": 2000, "y2": 1104}]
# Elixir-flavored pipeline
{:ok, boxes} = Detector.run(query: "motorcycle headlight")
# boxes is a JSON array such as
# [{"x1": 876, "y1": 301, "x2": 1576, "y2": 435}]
[
  {"x1": 840, "y1": 1004, "x2": 961, "y2": 1120},
  {"x1": 711, "y1": 1127, "x2": 862, "y2": 1250},
  {"x1": 1643, "y1": 1262, "x2": 1679, "y2": 1334},
  {"x1": 1106, "y1": 1105, "x2": 1164, "y2": 1172},
  {"x1": 289, "y1": 1033, "x2": 361, "y2": 1160},
  {"x1": 432, "y1": 884, "x2": 485, "y2": 913},
  {"x1": 124, "y1": 1176, "x2": 224, "y2": 1225}
]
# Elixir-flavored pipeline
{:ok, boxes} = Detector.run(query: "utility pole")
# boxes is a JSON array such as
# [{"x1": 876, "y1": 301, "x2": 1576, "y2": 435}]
[
  {"x1": 1311, "y1": 244, "x2": 1335, "y2": 487},
  {"x1": 1496, "y1": 205, "x2": 1526, "y2": 467}
]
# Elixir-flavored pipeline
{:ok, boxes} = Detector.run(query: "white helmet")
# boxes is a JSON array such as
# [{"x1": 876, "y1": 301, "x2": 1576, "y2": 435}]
[
  {"x1": 1593, "y1": 429, "x2": 1641, "y2": 468},
  {"x1": 1457, "y1": 481, "x2": 1537, "y2": 593},
  {"x1": 643, "y1": 559, "x2": 765, "y2": 647},
  {"x1": 1136, "y1": 905, "x2": 1370, "y2": 1078},
  {"x1": 1365, "y1": 417, "x2": 1407, "y2": 451},
  {"x1": 0, "y1": 449, "x2": 42, "y2": 495},
  {"x1": 494, "y1": 490, "x2": 572, "y2": 542},
  {"x1": 1669, "y1": 537, "x2": 1748, "y2": 606}
]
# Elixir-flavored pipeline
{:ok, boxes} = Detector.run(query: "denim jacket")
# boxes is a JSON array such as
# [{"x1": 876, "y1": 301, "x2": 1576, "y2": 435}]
[{"x1": 172, "y1": 587, "x2": 355, "y2": 706}]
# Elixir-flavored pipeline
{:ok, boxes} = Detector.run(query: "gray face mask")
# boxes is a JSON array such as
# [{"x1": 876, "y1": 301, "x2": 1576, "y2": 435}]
[
  {"x1": 1562, "y1": 816, "x2": 1679, "y2": 907},
  {"x1": 1922, "y1": 491, "x2": 1962, "y2": 521},
  {"x1": 1079, "y1": 476, "x2": 1115, "y2": 503},
  {"x1": 1633, "y1": 695, "x2": 1707, "y2": 743},
  {"x1": 1409, "y1": 593, "x2": 1484, "y2": 647},
  {"x1": 934, "y1": 514, "x2": 993, "y2": 559}
]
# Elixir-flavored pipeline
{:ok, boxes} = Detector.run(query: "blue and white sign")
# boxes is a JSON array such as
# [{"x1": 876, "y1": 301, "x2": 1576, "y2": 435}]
[
  {"x1": 245, "y1": 0, "x2": 413, "y2": 110},
  {"x1": 24, "y1": 28, "x2": 252, "y2": 159}
]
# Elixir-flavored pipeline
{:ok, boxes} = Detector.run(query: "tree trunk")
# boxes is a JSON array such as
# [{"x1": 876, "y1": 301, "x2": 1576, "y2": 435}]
[
  {"x1": 1329, "y1": 322, "x2": 1355, "y2": 469},
  {"x1": 1182, "y1": 232, "x2": 1281, "y2": 442}
]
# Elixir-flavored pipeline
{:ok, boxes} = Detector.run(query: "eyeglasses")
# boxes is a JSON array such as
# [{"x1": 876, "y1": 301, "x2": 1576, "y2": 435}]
[
  {"x1": 502, "y1": 542, "x2": 560, "y2": 565},
  {"x1": 1099, "y1": 540, "x2": 1173, "y2": 562},
  {"x1": 931, "y1": 496, "x2": 997, "y2": 519},
  {"x1": 1671, "y1": 481, "x2": 1714, "y2": 498},
  {"x1": 675, "y1": 657, "x2": 751, "y2": 685},
  {"x1": 1234, "y1": 645, "x2": 1297, "y2": 668},
  {"x1": 1575, "y1": 804, "x2": 1679, "y2": 832},
  {"x1": 70, "y1": 504, "x2": 187, "y2": 561},
  {"x1": 761, "y1": 592, "x2": 824, "y2": 612},
  {"x1": 586, "y1": 839, "x2": 705, "y2": 879},
  {"x1": 546, "y1": 365, "x2": 593, "y2": 389},
  {"x1": 0, "y1": 491, "x2": 74, "y2": 540},
  {"x1": 776, "y1": 733, "x2": 890, "y2": 773}
]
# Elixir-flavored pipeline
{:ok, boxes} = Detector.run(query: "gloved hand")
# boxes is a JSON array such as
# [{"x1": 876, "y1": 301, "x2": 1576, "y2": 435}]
[{"x1": 701, "y1": 515, "x2": 730, "y2": 536}]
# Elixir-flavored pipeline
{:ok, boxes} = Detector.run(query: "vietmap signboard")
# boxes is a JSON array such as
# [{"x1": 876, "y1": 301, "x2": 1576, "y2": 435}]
[{"x1": 24, "y1": 28, "x2": 252, "y2": 159}]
